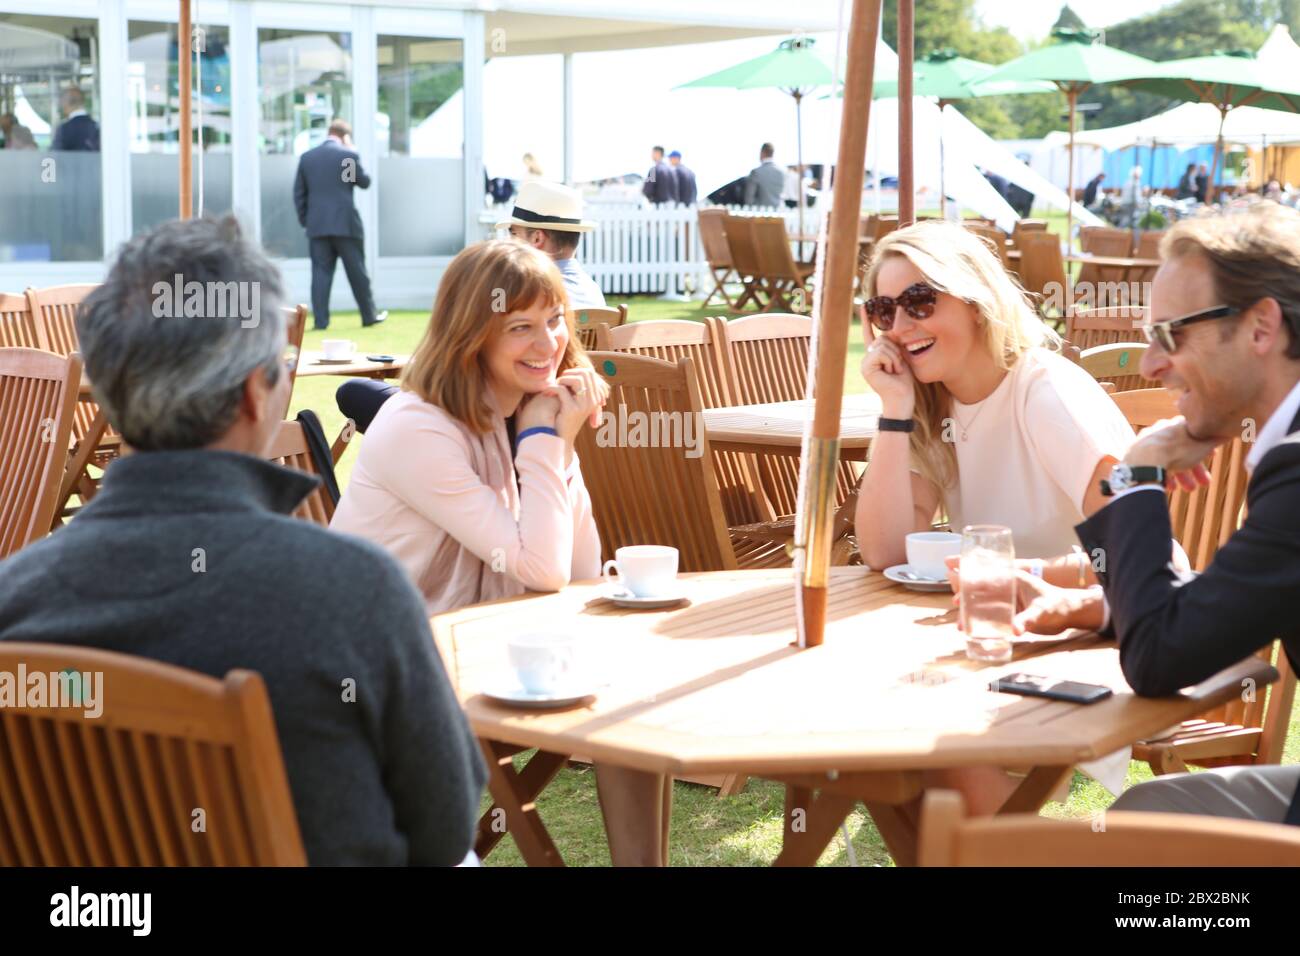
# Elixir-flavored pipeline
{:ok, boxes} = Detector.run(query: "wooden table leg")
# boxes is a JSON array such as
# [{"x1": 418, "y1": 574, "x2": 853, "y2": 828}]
[
  {"x1": 477, "y1": 740, "x2": 566, "y2": 867},
  {"x1": 774, "y1": 786, "x2": 859, "y2": 867},
  {"x1": 863, "y1": 801, "x2": 920, "y2": 867},
  {"x1": 997, "y1": 765, "x2": 1073, "y2": 815},
  {"x1": 594, "y1": 763, "x2": 671, "y2": 866}
]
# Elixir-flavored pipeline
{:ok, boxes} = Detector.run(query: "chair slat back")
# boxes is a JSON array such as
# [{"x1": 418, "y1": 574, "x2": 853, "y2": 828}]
[
  {"x1": 697, "y1": 208, "x2": 733, "y2": 268},
  {"x1": 723, "y1": 215, "x2": 764, "y2": 278},
  {"x1": 1010, "y1": 219, "x2": 1048, "y2": 247},
  {"x1": 752, "y1": 216, "x2": 800, "y2": 282},
  {"x1": 577, "y1": 352, "x2": 736, "y2": 570},
  {"x1": 964, "y1": 223, "x2": 1009, "y2": 269},
  {"x1": 25, "y1": 284, "x2": 96, "y2": 358},
  {"x1": 0, "y1": 293, "x2": 43, "y2": 349},
  {"x1": 868, "y1": 215, "x2": 899, "y2": 241},
  {"x1": 0, "y1": 350, "x2": 80, "y2": 559},
  {"x1": 1078, "y1": 227, "x2": 1136, "y2": 289},
  {"x1": 1064, "y1": 306, "x2": 1147, "y2": 351},
  {"x1": 1016, "y1": 233, "x2": 1068, "y2": 309},
  {"x1": 1078, "y1": 342, "x2": 1156, "y2": 393},
  {"x1": 279, "y1": 304, "x2": 308, "y2": 420},
  {"x1": 601, "y1": 319, "x2": 767, "y2": 524},
  {"x1": 26, "y1": 285, "x2": 112, "y2": 449},
  {"x1": 1133, "y1": 229, "x2": 1166, "y2": 284},
  {"x1": 919, "y1": 791, "x2": 1300, "y2": 866},
  {"x1": 266, "y1": 420, "x2": 336, "y2": 527},
  {"x1": 0, "y1": 643, "x2": 306, "y2": 866},
  {"x1": 575, "y1": 305, "x2": 628, "y2": 350}
]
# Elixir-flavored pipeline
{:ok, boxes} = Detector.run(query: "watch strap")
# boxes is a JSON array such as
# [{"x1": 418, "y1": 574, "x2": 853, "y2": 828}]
[{"x1": 877, "y1": 416, "x2": 915, "y2": 433}]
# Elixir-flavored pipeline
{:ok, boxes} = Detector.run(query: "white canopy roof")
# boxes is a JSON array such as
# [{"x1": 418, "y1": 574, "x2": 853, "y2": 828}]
[{"x1": 1072, "y1": 101, "x2": 1300, "y2": 150}]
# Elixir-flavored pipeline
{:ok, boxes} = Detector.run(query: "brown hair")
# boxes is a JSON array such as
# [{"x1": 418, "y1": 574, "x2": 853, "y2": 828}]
[
  {"x1": 402, "y1": 240, "x2": 588, "y2": 432},
  {"x1": 328, "y1": 118, "x2": 351, "y2": 138},
  {"x1": 1161, "y1": 203, "x2": 1300, "y2": 358}
]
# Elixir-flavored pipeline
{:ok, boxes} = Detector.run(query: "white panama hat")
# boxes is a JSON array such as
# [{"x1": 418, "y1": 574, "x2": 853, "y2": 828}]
[{"x1": 496, "y1": 180, "x2": 595, "y2": 233}]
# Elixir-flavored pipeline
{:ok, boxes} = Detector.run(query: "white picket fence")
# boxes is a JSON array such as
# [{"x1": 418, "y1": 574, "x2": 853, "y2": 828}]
[{"x1": 479, "y1": 202, "x2": 822, "y2": 297}]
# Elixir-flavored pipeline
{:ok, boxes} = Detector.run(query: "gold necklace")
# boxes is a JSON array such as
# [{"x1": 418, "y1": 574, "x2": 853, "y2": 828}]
[{"x1": 950, "y1": 398, "x2": 990, "y2": 442}]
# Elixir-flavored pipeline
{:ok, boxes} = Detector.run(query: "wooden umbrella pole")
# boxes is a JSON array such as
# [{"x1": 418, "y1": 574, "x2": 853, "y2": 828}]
[
  {"x1": 795, "y1": 0, "x2": 882, "y2": 649},
  {"x1": 1207, "y1": 106, "x2": 1227, "y2": 204},
  {"x1": 1066, "y1": 86, "x2": 1077, "y2": 254},
  {"x1": 795, "y1": 90, "x2": 805, "y2": 248},
  {"x1": 897, "y1": 0, "x2": 915, "y2": 225},
  {"x1": 178, "y1": 0, "x2": 193, "y2": 220}
]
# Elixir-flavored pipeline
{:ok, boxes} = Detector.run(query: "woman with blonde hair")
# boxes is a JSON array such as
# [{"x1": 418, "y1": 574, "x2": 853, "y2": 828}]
[
  {"x1": 331, "y1": 240, "x2": 607, "y2": 613},
  {"x1": 855, "y1": 221, "x2": 1134, "y2": 576}
]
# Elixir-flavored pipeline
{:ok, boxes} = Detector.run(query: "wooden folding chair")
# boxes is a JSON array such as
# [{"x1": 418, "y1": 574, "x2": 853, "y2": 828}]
[
  {"x1": 266, "y1": 420, "x2": 337, "y2": 527},
  {"x1": 1064, "y1": 305, "x2": 1147, "y2": 350},
  {"x1": 26, "y1": 284, "x2": 121, "y2": 515},
  {"x1": 577, "y1": 351, "x2": 787, "y2": 571},
  {"x1": 1010, "y1": 219, "x2": 1048, "y2": 246},
  {"x1": 1077, "y1": 226, "x2": 1135, "y2": 294},
  {"x1": 0, "y1": 642, "x2": 306, "y2": 866},
  {"x1": 1078, "y1": 342, "x2": 1154, "y2": 393},
  {"x1": 0, "y1": 293, "x2": 42, "y2": 349},
  {"x1": 278, "y1": 304, "x2": 309, "y2": 420},
  {"x1": 963, "y1": 223, "x2": 1009, "y2": 270},
  {"x1": 600, "y1": 318, "x2": 770, "y2": 527},
  {"x1": 1015, "y1": 232, "x2": 1069, "y2": 320},
  {"x1": 1109, "y1": 387, "x2": 1294, "y2": 774},
  {"x1": 722, "y1": 215, "x2": 770, "y2": 311},
  {"x1": 1133, "y1": 229, "x2": 1166, "y2": 284},
  {"x1": 918, "y1": 790, "x2": 1300, "y2": 866},
  {"x1": 0, "y1": 350, "x2": 80, "y2": 560},
  {"x1": 751, "y1": 216, "x2": 814, "y2": 314},
  {"x1": 697, "y1": 208, "x2": 738, "y2": 308},
  {"x1": 575, "y1": 305, "x2": 628, "y2": 350}
]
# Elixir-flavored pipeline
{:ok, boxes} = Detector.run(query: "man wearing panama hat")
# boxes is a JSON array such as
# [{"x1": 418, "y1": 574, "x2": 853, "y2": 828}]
[{"x1": 497, "y1": 181, "x2": 606, "y2": 310}]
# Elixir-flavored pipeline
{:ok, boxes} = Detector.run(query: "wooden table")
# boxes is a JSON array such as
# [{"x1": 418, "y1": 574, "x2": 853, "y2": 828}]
[
  {"x1": 702, "y1": 393, "x2": 881, "y2": 461},
  {"x1": 1064, "y1": 254, "x2": 1161, "y2": 270},
  {"x1": 431, "y1": 568, "x2": 1275, "y2": 867},
  {"x1": 295, "y1": 351, "x2": 408, "y2": 379}
]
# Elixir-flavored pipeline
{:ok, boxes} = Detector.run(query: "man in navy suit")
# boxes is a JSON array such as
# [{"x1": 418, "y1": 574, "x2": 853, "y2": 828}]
[
  {"x1": 642, "y1": 146, "x2": 678, "y2": 207},
  {"x1": 293, "y1": 119, "x2": 384, "y2": 330},
  {"x1": 668, "y1": 151, "x2": 697, "y2": 206},
  {"x1": 51, "y1": 88, "x2": 99, "y2": 152}
]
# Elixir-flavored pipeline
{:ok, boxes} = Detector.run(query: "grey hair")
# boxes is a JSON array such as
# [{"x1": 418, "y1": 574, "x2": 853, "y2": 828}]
[{"x1": 77, "y1": 215, "x2": 285, "y2": 450}]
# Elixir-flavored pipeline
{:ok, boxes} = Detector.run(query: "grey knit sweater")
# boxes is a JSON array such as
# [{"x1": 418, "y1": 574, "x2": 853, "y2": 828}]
[{"x1": 0, "y1": 450, "x2": 486, "y2": 865}]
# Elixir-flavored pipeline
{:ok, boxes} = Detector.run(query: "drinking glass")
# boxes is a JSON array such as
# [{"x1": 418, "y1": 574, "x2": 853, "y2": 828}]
[{"x1": 960, "y1": 525, "x2": 1015, "y2": 663}]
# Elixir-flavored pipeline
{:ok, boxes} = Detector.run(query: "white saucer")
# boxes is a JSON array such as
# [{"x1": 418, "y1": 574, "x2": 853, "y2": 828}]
[
  {"x1": 480, "y1": 676, "x2": 600, "y2": 709},
  {"x1": 600, "y1": 584, "x2": 688, "y2": 609},
  {"x1": 883, "y1": 564, "x2": 952, "y2": 592}
]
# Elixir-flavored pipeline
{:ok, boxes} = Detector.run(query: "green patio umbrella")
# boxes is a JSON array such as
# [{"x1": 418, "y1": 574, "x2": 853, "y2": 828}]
[
  {"x1": 678, "y1": 36, "x2": 836, "y2": 238},
  {"x1": 871, "y1": 50, "x2": 1054, "y2": 214},
  {"x1": 1123, "y1": 50, "x2": 1300, "y2": 202},
  {"x1": 977, "y1": 29, "x2": 1158, "y2": 250}
]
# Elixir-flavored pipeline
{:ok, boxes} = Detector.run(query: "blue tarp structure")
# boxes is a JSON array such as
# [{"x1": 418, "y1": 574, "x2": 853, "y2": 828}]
[{"x1": 1102, "y1": 143, "x2": 1221, "y2": 190}]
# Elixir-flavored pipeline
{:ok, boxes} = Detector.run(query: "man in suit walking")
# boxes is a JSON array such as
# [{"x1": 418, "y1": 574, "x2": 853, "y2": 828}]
[
  {"x1": 294, "y1": 119, "x2": 385, "y2": 330},
  {"x1": 1006, "y1": 203, "x2": 1300, "y2": 827},
  {"x1": 668, "y1": 150, "x2": 697, "y2": 206},
  {"x1": 743, "y1": 143, "x2": 784, "y2": 207},
  {"x1": 642, "y1": 145, "x2": 678, "y2": 206},
  {"x1": 51, "y1": 88, "x2": 99, "y2": 151}
]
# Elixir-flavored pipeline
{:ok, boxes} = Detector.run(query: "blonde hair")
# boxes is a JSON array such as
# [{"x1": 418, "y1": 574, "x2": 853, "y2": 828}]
[
  {"x1": 863, "y1": 221, "x2": 1061, "y2": 491},
  {"x1": 402, "y1": 240, "x2": 588, "y2": 432}
]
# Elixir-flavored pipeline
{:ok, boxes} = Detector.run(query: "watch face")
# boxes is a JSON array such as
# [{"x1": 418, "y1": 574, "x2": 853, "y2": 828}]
[{"x1": 1109, "y1": 464, "x2": 1133, "y2": 491}]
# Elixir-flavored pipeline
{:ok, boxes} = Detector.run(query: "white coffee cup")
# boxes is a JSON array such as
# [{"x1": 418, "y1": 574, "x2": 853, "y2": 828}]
[
  {"x1": 905, "y1": 531, "x2": 962, "y2": 580},
  {"x1": 602, "y1": 545, "x2": 679, "y2": 598},
  {"x1": 507, "y1": 632, "x2": 575, "y2": 695},
  {"x1": 322, "y1": 339, "x2": 356, "y2": 361}
]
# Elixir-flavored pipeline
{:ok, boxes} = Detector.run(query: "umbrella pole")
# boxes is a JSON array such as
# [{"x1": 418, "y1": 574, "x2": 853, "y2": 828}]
[
  {"x1": 795, "y1": 90, "x2": 805, "y2": 255},
  {"x1": 796, "y1": 0, "x2": 881, "y2": 649},
  {"x1": 1066, "y1": 87, "x2": 1076, "y2": 254},
  {"x1": 1207, "y1": 106, "x2": 1226, "y2": 204},
  {"x1": 938, "y1": 99, "x2": 948, "y2": 219},
  {"x1": 179, "y1": 0, "x2": 193, "y2": 220},
  {"x1": 897, "y1": 0, "x2": 915, "y2": 225}
]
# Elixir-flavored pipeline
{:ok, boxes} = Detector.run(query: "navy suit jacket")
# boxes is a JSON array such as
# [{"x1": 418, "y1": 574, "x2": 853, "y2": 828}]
[
  {"x1": 52, "y1": 114, "x2": 100, "y2": 152},
  {"x1": 294, "y1": 139, "x2": 371, "y2": 239},
  {"x1": 672, "y1": 164, "x2": 698, "y2": 205},
  {"x1": 1075, "y1": 408, "x2": 1300, "y2": 824},
  {"x1": 643, "y1": 160, "x2": 678, "y2": 205}
]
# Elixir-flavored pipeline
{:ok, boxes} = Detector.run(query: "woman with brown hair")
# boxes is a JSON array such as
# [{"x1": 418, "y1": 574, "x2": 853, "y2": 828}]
[{"x1": 331, "y1": 240, "x2": 608, "y2": 613}]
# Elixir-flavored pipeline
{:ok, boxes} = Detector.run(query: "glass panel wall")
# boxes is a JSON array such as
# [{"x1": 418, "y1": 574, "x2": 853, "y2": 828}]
[
  {"x1": 377, "y1": 34, "x2": 463, "y2": 256},
  {"x1": 0, "y1": 13, "x2": 101, "y2": 261},
  {"x1": 258, "y1": 28, "x2": 352, "y2": 258},
  {"x1": 128, "y1": 21, "x2": 233, "y2": 235}
]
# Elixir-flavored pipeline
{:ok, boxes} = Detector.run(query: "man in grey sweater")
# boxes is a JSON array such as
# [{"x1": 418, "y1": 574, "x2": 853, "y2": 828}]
[{"x1": 0, "y1": 215, "x2": 486, "y2": 865}]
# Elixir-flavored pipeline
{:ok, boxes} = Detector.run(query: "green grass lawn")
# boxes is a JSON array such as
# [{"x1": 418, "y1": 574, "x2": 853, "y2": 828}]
[{"x1": 291, "y1": 224, "x2": 1296, "y2": 866}]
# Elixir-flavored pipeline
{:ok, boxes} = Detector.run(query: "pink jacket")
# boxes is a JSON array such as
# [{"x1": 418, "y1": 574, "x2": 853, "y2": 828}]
[{"x1": 330, "y1": 390, "x2": 602, "y2": 614}]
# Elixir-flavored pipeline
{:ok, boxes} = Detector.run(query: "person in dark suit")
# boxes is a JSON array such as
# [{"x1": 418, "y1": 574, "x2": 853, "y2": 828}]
[
  {"x1": 51, "y1": 88, "x2": 99, "y2": 152},
  {"x1": 293, "y1": 118, "x2": 384, "y2": 330},
  {"x1": 1195, "y1": 162, "x2": 1210, "y2": 203},
  {"x1": 1082, "y1": 172, "x2": 1105, "y2": 207},
  {"x1": 996, "y1": 203, "x2": 1300, "y2": 827},
  {"x1": 1175, "y1": 163, "x2": 1198, "y2": 200},
  {"x1": 668, "y1": 150, "x2": 697, "y2": 206},
  {"x1": 642, "y1": 145, "x2": 678, "y2": 206}
]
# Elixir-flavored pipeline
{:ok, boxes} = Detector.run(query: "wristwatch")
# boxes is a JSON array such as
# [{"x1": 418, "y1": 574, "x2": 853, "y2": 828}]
[{"x1": 1100, "y1": 463, "x2": 1167, "y2": 497}]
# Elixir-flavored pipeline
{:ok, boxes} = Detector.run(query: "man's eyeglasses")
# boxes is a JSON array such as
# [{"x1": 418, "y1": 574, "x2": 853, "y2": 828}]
[
  {"x1": 1141, "y1": 305, "x2": 1240, "y2": 353},
  {"x1": 864, "y1": 282, "x2": 939, "y2": 331}
]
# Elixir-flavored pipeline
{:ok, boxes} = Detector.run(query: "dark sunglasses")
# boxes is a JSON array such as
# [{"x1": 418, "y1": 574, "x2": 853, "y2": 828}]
[
  {"x1": 864, "y1": 282, "x2": 939, "y2": 331},
  {"x1": 1141, "y1": 305, "x2": 1240, "y2": 353}
]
